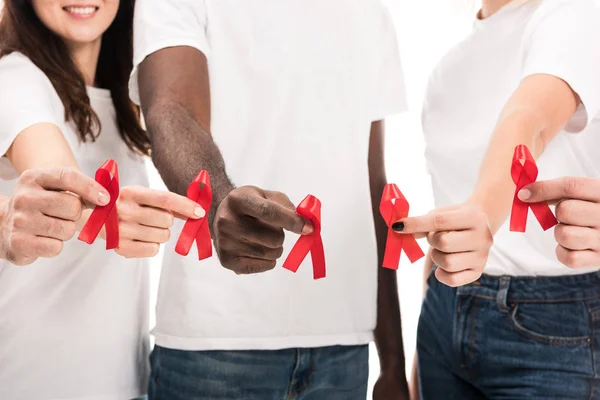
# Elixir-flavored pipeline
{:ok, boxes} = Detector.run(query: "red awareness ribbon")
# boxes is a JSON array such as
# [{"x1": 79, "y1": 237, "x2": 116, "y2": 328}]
[
  {"x1": 175, "y1": 171, "x2": 213, "y2": 260},
  {"x1": 379, "y1": 184, "x2": 424, "y2": 270},
  {"x1": 282, "y1": 195, "x2": 326, "y2": 280},
  {"x1": 78, "y1": 159, "x2": 120, "y2": 249},
  {"x1": 510, "y1": 144, "x2": 558, "y2": 232}
]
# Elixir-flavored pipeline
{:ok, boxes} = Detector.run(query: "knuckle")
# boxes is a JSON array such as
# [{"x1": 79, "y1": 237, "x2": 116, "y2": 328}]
[
  {"x1": 554, "y1": 226, "x2": 573, "y2": 244},
  {"x1": 149, "y1": 244, "x2": 160, "y2": 257},
  {"x1": 436, "y1": 234, "x2": 451, "y2": 252},
  {"x1": 555, "y1": 202, "x2": 569, "y2": 222},
  {"x1": 12, "y1": 193, "x2": 32, "y2": 210},
  {"x1": 433, "y1": 213, "x2": 446, "y2": 231},
  {"x1": 563, "y1": 177, "x2": 580, "y2": 197},
  {"x1": 19, "y1": 169, "x2": 37, "y2": 183},
  {"x1": 258, "y1": 201, "x2": 275, "y2": 219},
  {"x1": 58, "y1": 167, "x2": 76, "y2": 187},
  {"x1": 274, "y1": 246, "x2": 284, "y2": 259},
  {"x1": 63, "y1": 222, "x2": 77, "y2": 240},
  {"x1": 12, "y1": 212, "x2": 28, "y2": 230},
  {"x1": 65, "y1": 197, "x2": 83, "y2": 221},
  {"x1": 566, "y1": 252, "x2": 582, "y2": 269},
  {"x1": 159, "y1": 228, "x2": 171, "y2": 243},
  {"x1": 48, "y1": 241, "x2": 64, "y2": 258}
]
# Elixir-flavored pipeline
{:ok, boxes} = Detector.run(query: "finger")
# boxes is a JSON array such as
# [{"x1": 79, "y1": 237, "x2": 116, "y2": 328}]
[
  {"x1": 120, "y1": 223, "x2": 170, "y2": 244},
  {"x1": 396, "y1": 208, "x2": 476, "y2": 234},
  {"x1": 430, "y1": 249, "x2": 476, "y2": 273},
  {"x1": 217, "y1": 216, "x2": 284, "y2": 249},
  {"x1": 434, "y1": 268, "x2": 482, "y2": 288},
  {"x1": 555, "y1": 199, "x2": 600, "y2": 227},
  {"x1": 32, "y1": 167, "x2": 110, "y2": 206},
  {"x1": 13, "y1": 235, "x2": 64, "y2": 259},
  {"x1": 519, "y1": 177, "x2": 600, "y2": 204},
  {"x1": 217, "y1": 234, "x2": 283, "y2": 261},
  {"x1": 221, "y1": 255, "x2": 277, "y2": 275},
  {"x1": 126, "y1": 187, "x2": 205, "y2": 219},
  {"x1": 556, "y1": 246, "x2": 600, "y2": 269},
  {"x1": 120, "y1": 203, "x2": 174, "y2": 229},
  {"x1": 36, "y1": 191, "x2": 84, "y2": 221},
  {"x1": 25, "y1": 215, "x2": 77, "y2": 241},
  {"x1": 232, "y1": 194, "x2": 311, "y2": 235},
  {"x1": 116, "y1": 240, "x2": 161, "y2": 259},
  {"x1": 554, "y1": 224, "x2": 600, "y2": 251},
  {"x1": 428, "y1": 230, "x2": 488, "y2": 253}
]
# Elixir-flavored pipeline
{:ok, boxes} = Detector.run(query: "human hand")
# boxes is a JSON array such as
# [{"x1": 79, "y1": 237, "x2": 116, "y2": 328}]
[
  {"x1": 519, "y1": 177, "x2": 600, "y2": 268},
  {"x1": 0, "y1": 167, "x2": 109, "y2": 265},
  {"x1": 395, "y1": 203, "x2": 493, "y2": 287},
  {"x1": 115, "y1": 186, "x2": 205, "y2": 258},
  {"x1": 213, "y1": 186, "x2": 312, "y2": 274}
]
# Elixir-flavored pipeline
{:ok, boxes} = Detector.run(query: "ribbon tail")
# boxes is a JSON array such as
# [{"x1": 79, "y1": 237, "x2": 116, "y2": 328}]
[
  {"x1": 402, "y1": 235, "x2": 425, "y2": 264},
  {"x1": 382, "y1": 229, "x2": 402, "y2": 270},
  {"x1": 175, "y1": 219, "x2": 201, "y2": 256},
  {"x1": 510, "y1": 195, "x2": 528, "y2": 232},
  {"x1": 530, "y1": 202, "x2": 558, "y2": 231},
  {"x1": 195, "y1": 220, "x2": 212, "y2": 261},
  {"x1": 78, "y1": 212, "x2": 105, "y2": 244},
  {"x1": 310, "y1": 237, "x2": 326, "y2": 280},
  {"x1": 104, "y1": 205, "x2": 119, "y2": 250},
  {"x1": 283, "y1": 235, "x2": 313, "y2": 273}
]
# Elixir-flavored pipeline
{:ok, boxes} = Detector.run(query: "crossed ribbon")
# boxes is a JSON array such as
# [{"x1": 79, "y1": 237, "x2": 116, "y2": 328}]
[
  {"x1": 510, "y1": 145, "x2": 558, "y2": 232},
  {"x1": 78, "y1": 159, "x2": 120, "y2": 249},
  {"x1": 282, "y1": 195, "x2": 326, "y2": 280},
  {"x1": 175, "y1": 171, "x2": 213, "y2": 260},
  {"x1": 379, "y1": 184, "x2": 424, "y2": 269}
]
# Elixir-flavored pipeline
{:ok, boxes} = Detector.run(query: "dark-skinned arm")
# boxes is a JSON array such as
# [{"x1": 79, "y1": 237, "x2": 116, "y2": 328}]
[
  {"x1": 137, "y1": 46, "x2": 234, "y2": 225},
  {"x1": 370, "y1": 120, "x2": 410, "y2": 399}
]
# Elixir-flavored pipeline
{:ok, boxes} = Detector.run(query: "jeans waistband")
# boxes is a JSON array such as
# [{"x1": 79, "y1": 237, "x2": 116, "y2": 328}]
[{"x1": 456, "y1": 271, "x2": 600, "y2": 304}]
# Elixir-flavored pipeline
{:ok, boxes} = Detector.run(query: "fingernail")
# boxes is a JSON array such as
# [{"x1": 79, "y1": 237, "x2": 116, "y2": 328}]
[
  {"x1": 194, "y1": 207, "x2": 206, "y2": 218},
  {"x1": 98, "y1": 191, "x2": 109, "y2": 205},
  {"x1": 392, "y1": 222, "x2": 405, "y2": 232},
  {"x1": 302, "y1": 222, "x2": 314, "y2": 235},
  {"x1": 518, "y1": 189, "x2": 531, "y2": 201}
]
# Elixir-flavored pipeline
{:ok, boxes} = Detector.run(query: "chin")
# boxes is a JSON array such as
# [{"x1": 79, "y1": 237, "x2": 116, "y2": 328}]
[{"x1": 62, "y1": 28, "x2": 104, "y2": 46}]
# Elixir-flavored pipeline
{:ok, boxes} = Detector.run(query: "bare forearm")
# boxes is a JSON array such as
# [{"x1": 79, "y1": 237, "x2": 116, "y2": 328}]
[
  {"x1": 145, "y1": 102, "x2": 234, "y2": 224},
  {"x1": 470, "y1": 111, "x2": 545, "y2": 233}
]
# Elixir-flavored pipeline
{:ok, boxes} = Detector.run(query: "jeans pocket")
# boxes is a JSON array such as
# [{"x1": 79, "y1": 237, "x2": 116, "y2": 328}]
[{"x1": 509, "y1": 302, "x2": 592, "y2": 346}]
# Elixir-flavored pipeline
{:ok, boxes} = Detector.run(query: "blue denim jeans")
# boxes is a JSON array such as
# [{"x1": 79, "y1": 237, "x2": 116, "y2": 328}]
[
  {"x1": 418, "y1": 270, "x2": 600, "y2": 399},
  {"x1": 148, "y1": 345, "x2": 368, "y2": 400}
]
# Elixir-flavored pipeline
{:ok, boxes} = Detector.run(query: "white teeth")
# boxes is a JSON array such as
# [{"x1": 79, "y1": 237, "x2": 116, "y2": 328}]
[{"x1": 64, "y1": 6, "x2": 97, "y2": 15}]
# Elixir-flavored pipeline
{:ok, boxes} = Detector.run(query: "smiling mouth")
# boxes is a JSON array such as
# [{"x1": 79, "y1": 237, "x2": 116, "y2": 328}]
[{"x1": 62, "y1": 6, "x2": 99, "y2": 16}]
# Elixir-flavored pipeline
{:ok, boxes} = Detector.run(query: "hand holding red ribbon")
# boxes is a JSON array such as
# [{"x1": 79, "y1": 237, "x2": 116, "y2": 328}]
[
  {"x1": 282, "y1": 195, "x2": 326, "y2": 279},
  {"x1": 510, "y1": 145, "x2": 558, "y2": 232},
  {"x1": 175, "y1": 171, "x2": 213, "y2": 260},
  {"x1": 379, "y1": 184, "x2": 424, "y2": 269},
  {"x1": 78, "y1": 159, "x2": 120, "y2": 249}
]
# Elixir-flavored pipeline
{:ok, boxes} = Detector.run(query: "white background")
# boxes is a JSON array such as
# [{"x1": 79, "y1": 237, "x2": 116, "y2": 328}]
[{"x1": 144, "y1": 0, "x2": 479, "y2": 396}]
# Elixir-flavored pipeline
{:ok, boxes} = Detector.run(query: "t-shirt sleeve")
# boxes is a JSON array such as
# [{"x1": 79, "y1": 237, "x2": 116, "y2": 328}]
[
  {"x1": 0, "y1": 54, "x2": 62, "y2": 179},
  {"x1": 371, "y1": 5, "x2": 408, "y2": 122},
  {"x1": 521, "y1": 0, "x2": 600, "y2": 133},
  {"x1": 129, "y1": 0, "x2": 209, "y2": 105}
]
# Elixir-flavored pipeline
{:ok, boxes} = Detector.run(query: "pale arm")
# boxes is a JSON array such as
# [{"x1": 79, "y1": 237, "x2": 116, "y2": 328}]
[{"x1": 469, "y1": 73, "x2": 580, "y2": 233}]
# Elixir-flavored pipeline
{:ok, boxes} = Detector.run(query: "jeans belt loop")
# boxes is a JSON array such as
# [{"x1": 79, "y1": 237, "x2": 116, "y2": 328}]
[{"x1": 497, "y1": 276, "x2": 511, "y2": 313}]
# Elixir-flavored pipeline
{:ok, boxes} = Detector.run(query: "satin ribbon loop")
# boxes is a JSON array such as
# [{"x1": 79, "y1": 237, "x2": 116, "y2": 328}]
[
  {"x1": 78, "y1": 159, "x2": 120, "y2": 249},
  {"x1": 282, "y1": 195, "x2": 326, "y2": 280},
  {"x1": 379, "y1": 184, "x2": 424, "y2": 270},
  {"x1": 175, "y1": 170, "x2": 213, "y2": 260},
  {"x1": 510, "y1": 145, "x2": 558, "y2": 232}
]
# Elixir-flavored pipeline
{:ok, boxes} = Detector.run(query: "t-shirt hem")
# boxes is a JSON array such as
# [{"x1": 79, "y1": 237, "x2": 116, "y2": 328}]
[{"x1": 153, "y1": 332, "x2": 374, "y2": 351}]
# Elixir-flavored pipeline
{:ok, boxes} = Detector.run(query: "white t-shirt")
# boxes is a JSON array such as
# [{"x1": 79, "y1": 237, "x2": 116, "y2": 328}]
[
  {"x1": 0, "y1": 53, "x2": 150, "y2": 400},
  {"x1": 130, "y1": 0, "x2": 407, "y2": 350},
  {"x1": 422, "y1": 0, "x2": 600, "y2": 277}
]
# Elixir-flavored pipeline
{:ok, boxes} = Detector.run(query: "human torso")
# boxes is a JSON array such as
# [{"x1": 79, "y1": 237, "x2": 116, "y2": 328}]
[
  {"x1": 422, "y1": 0, "x2": 600, "y2": 277},
  {"x1": 0, "y1": 53, "x2": 150, "y2": 400}
]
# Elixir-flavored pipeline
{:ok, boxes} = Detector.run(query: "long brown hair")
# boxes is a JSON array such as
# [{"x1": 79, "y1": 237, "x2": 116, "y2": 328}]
[{"x1": 0, "y1": 0, "x2": 151, "y2": 155}]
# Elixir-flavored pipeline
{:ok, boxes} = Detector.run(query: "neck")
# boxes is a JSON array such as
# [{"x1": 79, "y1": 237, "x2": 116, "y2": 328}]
[
  {"x1": 67, "y1": 39, "x2": 102, "y2": 87},
  {"x1": 480, "y1": 0, "x2": 514, "y2": 19}
]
